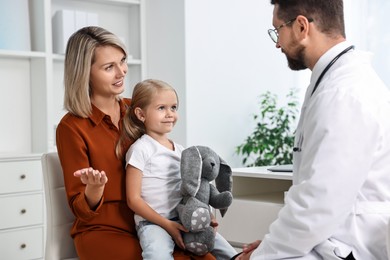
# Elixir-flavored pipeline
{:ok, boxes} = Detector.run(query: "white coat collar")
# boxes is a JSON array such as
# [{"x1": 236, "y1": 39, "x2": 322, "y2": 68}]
[{"x1": 308, "y1": 41, "x2": 353, "y2": 96}]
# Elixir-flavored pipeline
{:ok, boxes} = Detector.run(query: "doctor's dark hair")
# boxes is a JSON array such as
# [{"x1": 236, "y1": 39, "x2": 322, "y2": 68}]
[
  {"x1": 115, "y1": 79, "x2": 179, "y2": 157},
  {"x1": 270, "y1": 0, "x2": 346, "y2": 38},
  {"x1": 64, "y1": 26, "x2": 127, "y2": 118}
]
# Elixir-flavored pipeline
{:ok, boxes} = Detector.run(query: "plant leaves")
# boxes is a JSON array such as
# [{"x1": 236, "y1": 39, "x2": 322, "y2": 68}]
[{"x1": 236, "y1": 88, "x2": 299, "y2": 166}]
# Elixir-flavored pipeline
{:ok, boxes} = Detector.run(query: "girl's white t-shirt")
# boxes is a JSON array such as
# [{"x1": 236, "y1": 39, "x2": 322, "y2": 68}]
[{"x1": 125, "y1": 134, "x2": 184, "y2": 225}]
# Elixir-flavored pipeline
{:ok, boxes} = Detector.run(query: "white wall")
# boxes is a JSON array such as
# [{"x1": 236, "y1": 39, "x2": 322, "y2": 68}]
[
  {"x1": 146, "y1": 0, "x2": 303, "y2": 167},
  {"x1": 185, "y1": 1, "x2": 310, "y2": 168},
  {"x1": 144, "y1": 0, "x2": 187, "y2": 145},
  {"x1": 344, "y1": 0, "x2": 390, "y2": 87}
]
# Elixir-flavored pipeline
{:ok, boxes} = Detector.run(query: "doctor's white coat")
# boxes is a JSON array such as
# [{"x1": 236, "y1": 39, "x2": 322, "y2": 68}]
[{"x1": 250, "y1": 42, "x2": 390, "y2": 259}]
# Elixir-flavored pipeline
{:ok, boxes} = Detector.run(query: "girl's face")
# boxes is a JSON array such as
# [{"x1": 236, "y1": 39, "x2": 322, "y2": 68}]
[
  {"x1": 142, "y1": 89, "x2": 178, "y2": 138},
  {"x1": 90, "y1": 45, "x2": 127, "y2": 99}
]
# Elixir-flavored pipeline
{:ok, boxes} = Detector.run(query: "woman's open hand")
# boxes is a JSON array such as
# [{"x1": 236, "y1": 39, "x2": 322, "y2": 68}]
[
  {"x1": 74, "y1": 167, "x2": 108, "y2": 186},
  {"x1": 74, "y1": 167, "x2": 108, "y2": 209}
]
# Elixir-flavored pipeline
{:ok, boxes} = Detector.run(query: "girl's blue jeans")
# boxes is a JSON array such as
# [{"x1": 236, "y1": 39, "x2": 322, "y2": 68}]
[{"x1": 136, "y1": 219, "x2": 237, "y2": 260}]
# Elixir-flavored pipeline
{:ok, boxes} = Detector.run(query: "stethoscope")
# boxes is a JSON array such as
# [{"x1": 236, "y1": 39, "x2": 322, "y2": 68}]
[
  {"x1": 311, "y1": 45, "x2": 355, "y2": 96},
  {"x1": 293, "y1": 45, "x2": 355, "y2": 153}
]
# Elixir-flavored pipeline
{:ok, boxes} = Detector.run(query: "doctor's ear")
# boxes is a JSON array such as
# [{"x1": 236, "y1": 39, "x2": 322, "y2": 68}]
[
  {"x1": 134, "y1": 107, "x2": 145, "y2": 122},
  {"x1": 295, "y1": 15, "x2": 312, "y2": 37}
]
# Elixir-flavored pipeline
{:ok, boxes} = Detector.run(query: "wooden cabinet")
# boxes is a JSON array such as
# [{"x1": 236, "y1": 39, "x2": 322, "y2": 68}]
[
  {"x1": 217, "y1": 166, "x2": 292, "y2": 247},
  {"x1": 0, "y1": 154, "x2": 44, "y2": 260},
  {"x1": 0, "y1": 0, "x2": 145, "y2": 155}
]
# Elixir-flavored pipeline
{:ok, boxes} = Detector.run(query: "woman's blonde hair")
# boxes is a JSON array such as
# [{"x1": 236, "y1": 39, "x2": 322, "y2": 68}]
[
  {"x1": 64, "y1": 26, "x2": 127, "y2": 117},
  {"x1": 116, "y1": 79, "x2": 178, "y2": 157}
]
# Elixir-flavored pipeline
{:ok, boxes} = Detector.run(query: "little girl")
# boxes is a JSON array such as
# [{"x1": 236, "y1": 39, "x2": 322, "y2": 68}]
[{"x1": 117, "y1": 79, "x2": 237, "y2": 260}]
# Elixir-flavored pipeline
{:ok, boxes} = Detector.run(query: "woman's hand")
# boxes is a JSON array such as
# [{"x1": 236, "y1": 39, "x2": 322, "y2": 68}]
[
  {"x1": 163, "y1": 220, "x2": 189, "y2": 250},
  {"x1": 74, "y1": 167, "x2": 108, "y2": 186},
  {"x1": 74, "y1": 167, "x2": 108, "y2": 209}
]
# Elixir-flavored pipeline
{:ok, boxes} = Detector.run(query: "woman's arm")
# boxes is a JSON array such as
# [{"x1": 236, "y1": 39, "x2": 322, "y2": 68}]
[
  {"x1": 74, "y1": 167, "x2": 107, "y2": 209},
  {"x1": 56, "y1": 120, "x2": 106, "y2": 221}
]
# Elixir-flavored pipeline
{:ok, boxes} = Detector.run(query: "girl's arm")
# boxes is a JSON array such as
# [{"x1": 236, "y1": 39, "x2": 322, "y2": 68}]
[{"x1": 126, "y1": 165, "x2": 188, "y2": 248}]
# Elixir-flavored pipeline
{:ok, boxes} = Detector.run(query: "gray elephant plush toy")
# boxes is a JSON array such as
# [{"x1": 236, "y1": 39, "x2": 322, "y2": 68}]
[{"x1": 177, "y1": 146, "x2": 233, "y2": 256}]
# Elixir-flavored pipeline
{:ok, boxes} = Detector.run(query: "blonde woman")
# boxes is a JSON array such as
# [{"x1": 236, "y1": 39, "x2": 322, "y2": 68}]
[{"x1": 57, "y1": 27, "x2": 215, "y2": 260}]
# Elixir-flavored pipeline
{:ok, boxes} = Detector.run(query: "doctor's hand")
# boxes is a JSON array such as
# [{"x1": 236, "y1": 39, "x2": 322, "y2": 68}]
[{"x1": 236, "y1": 240, "x2": 261, "y2": 260}]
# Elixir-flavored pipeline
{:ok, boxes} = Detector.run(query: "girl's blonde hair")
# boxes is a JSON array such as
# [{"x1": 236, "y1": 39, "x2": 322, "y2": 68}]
[
  {"x1": 116, "y1": 79, "x2": 178, "y2": 157},
  {"x1": 64, "y1": 26, "x2": 127, "y2": 118}
]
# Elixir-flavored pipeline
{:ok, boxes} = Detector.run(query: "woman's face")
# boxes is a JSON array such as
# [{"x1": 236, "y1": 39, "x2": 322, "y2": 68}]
[{"x1": 90, "y1": 45, "x2": 128, "y2": 99}]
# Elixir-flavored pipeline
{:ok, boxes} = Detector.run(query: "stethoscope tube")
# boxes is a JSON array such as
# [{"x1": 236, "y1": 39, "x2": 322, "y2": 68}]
[
  {"x1": 293, "y1": 45, "x2": 355, "y2": 153},
  {"x1": 311, "y1": 45, "x2": 355, "y2": 96}
]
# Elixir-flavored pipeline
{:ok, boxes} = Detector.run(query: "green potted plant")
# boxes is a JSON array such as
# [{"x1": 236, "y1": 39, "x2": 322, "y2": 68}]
[{"x1": 236, "y1": 89, "x2": 299, "y2": 167}]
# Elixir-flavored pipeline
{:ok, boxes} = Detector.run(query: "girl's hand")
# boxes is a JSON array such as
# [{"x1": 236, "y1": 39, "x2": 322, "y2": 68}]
[
  {"x1": 210, "y1": 216, "x2": 219, "y2": 233},
  {"x1": 163, "y1": 220, "x2": 189, "y2": 249},
  {"x1": 74, "y1": 167, "x2": 108, "y2": 186}
]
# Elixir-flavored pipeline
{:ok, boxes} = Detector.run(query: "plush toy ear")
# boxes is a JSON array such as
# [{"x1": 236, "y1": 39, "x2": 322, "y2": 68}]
[
  {"x1": 215, "y1": 157, "x2": 232, "y2": 193},
  {"x1": 180, "y1": 146, "x2": 202, "y2": 197},
  {"x1": 215, "y1": 157, "x2": 233, "y2": 217}
]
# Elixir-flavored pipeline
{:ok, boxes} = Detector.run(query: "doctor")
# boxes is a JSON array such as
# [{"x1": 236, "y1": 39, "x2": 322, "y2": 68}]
[{"x1": 236, "y1": 0, "x2": 390, "y2": 259}]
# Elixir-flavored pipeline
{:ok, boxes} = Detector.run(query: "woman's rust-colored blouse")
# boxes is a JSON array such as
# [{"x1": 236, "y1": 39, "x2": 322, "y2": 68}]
[{"x1": 56, "y1": 98, "x2": 215, "y2": 260}]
